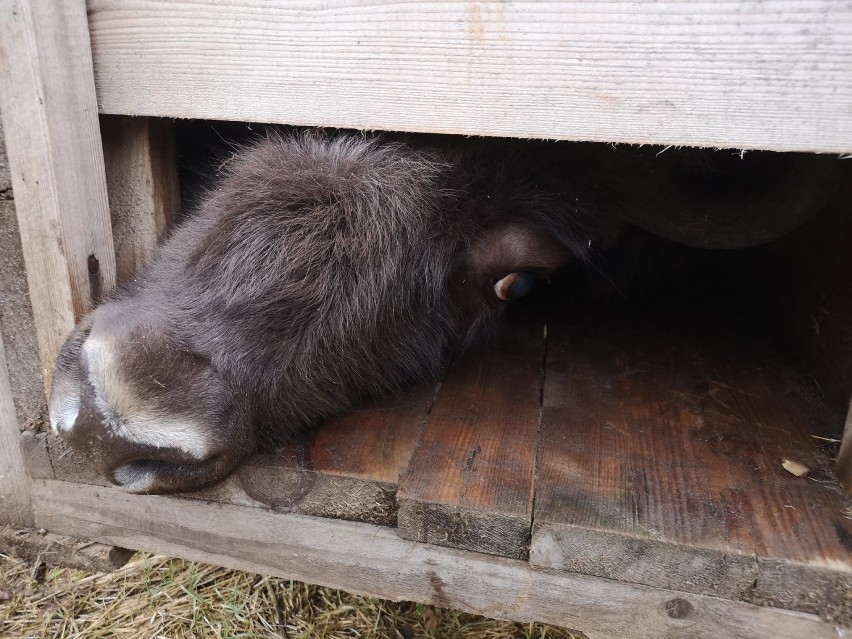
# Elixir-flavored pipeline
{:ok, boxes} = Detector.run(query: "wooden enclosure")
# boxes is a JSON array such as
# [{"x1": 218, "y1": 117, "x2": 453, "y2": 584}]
[{"x1": 1, "y1": 1, "x2": 852, "y2": 637}]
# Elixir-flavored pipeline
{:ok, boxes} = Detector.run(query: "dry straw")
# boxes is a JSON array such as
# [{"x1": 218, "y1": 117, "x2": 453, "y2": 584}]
[{"x1": 1, "y1": 552, "x2": 582, "y2": 638}]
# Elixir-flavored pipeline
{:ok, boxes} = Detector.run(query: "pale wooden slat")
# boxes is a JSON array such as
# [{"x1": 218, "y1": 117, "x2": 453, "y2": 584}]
[
  {"x1": 30, "y1": 479, "x2": 843, "y2": 639},
  {"x1": 100, "y1": 115, "x2": 179, "y2": 285},
  {"x1": 0, "y1": 326, "x2": 34, "y2": 525},
  {"x1": 87, "y1": 0, "x2": 852, "y2": 153},
  {"x1": 0, "y1": 0, "x2": 116, "y2": 388},
  {"x1": 396, "y1": 303, "x2": 544, "y2": 558},
  {"x1": 530, "y1": 300, "x2": 852, "y2": 623}
]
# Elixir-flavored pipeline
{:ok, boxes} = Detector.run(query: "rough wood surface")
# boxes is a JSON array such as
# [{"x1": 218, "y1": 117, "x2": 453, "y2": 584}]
[
  {"x1": 86, "y1": 1, "x2": 852, "y2": 153},
  {"x1": 397, "y1": 304, "x2": 544, "y2": 558},
  {"x1": 31, "y1": 479, "x2": 844, "y2": 639},
  {"x1": 530, "y1": 298, "x2": 852, "y2": 623},
  {"x1": 0, "y1": 524, "x2": 132, "y2": 573},
  {"x1": 100, "y1": 115, "x2": 179, "y2": 285},
  {"x1": 238, "y1": 385, "x2": 435, "y2": 525},
  {"x1": 0, "y1": 123, "x2": 47, "y2": 432},
  {"x1": 0, "y1": 0, "x2": 116, "y2": 390},
  {"x1": 839, "y1": 402, "x2": 852, "y2": 494},
  {"x1": 0, "y1": 328, "x2": 33, "y2": 525}
]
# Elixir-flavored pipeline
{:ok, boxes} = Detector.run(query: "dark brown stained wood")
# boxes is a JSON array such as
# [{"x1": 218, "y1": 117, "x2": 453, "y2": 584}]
[
  {"x1": 100, "y1": 115, "x2": 179, "y2": 285},
  {"x1": 237, "y1": 385, "x2": 436, "y2": 525},
  {"x1": 530, "y1": 298, "x2": 852, "y2": 624},
  {"x1": 397, "y1": 302, "x2": 546, "y2": 559},
  {"x1": 31, "y1": 479, "x2": 843, "y2": 639}
]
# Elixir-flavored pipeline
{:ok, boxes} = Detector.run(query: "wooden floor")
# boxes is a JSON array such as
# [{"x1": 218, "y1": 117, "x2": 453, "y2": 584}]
[{"x1": 22, "y1": 288, "x2": 852, "y2": 623}]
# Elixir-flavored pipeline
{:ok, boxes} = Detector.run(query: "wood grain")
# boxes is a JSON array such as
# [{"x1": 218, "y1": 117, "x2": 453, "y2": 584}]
[
  {"x1": 101, "y1": 115, "x2": 179, "y2": 285},
  {"x1": 86, "y1": 0, "x2": 852, "y2": 153},
  {"x1": 0, "y1": 524, "x2": 132, "y2": 573},
  {"x1": 31, "y1": 479, "x2": 844, "y2": 639},
  {"x1": 0, "y1": 327, "x2": 33, "y2": 525},
  {"x1": 530, "y1": 298, "x2": 852, "y2": 623},
  {"x1": 839, "y1": 402, "x2": 852, "y2": 493},
  {"x1": 238, "y1": 385, "x2": 435, "y2": 525},
  {"x1": 397, "y1": 303, "x2": 545, "y2": 558},
  {"x1": 0, "y1": 0, "x2": 116, "y2": 390}
]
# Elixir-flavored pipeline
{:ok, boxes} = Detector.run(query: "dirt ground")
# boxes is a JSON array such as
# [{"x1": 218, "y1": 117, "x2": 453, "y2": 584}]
[{"x1": 0, "y1": 551, "x2": 582, "y2": 639}]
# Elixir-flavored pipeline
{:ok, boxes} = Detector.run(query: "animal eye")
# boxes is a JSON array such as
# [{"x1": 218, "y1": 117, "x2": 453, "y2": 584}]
[{"x1": 493, "y1": 272, "x2": 538, "y2": 301}]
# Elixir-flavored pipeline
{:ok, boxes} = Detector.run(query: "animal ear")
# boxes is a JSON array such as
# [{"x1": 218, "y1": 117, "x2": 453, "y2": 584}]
[{"x1": 460, "y1": 223, "x2": 574, "y2": 303}]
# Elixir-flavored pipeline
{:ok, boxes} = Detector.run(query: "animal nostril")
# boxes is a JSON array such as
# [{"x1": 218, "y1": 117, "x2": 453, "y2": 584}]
[{"x1": 111, "y1": 454, "x2": 232, "y2": 494}]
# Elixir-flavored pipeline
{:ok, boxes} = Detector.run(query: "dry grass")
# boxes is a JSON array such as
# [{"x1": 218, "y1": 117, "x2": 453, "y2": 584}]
[{"x1": 0, "y1": 552, "x2": 582, "y2": 638}]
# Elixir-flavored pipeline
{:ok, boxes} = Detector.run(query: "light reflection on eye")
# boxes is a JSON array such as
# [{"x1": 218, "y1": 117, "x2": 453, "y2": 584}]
[{"x1": 493, "y1": 272, "x2": 538, "y2": 301}]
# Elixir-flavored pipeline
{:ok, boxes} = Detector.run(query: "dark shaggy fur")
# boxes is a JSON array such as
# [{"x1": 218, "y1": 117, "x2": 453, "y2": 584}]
[{"x1": 50, "y1": 132, "x2": 619, "y2": 492}]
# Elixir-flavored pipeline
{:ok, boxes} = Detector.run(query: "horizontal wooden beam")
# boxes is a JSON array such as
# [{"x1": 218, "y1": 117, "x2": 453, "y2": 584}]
[
  {"x1": 87, "y1": 0, "x2": 852, "y2": 153},
  {"x1": 31, "y1": 479, "x2": 844, "y2": 639}
]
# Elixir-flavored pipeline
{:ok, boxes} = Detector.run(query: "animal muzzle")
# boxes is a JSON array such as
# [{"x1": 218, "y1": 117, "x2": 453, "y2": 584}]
[{"x1": 48, "y1": 309, "x2": 254, "y2": 494}]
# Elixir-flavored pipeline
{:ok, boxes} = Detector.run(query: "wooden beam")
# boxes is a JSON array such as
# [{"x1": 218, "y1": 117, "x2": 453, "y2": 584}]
[
  {"x1": 100, "y1": 115, "x2": 179, "y2": 285},
  {"x1": 86, "y1": 0, "x2": 852, "y2": 153},
  {"x1": 397, "y1": 303, "x2": 544, "y2": 558},
  {"x1": 838, "y1": 402, "x2": 852, "y2": 493},
  {"x1": 30, "y1": 479, "x2": 844, "y2": 639},
  {"x1": 0, "y1": 0, "x2": 116, "y2": 389},
  {"x1": 0, "y1": 524, "x2": 132, "y2": 573},
  {"x1": 0, "y1": 326, "x2": 33, "y2": 526}
]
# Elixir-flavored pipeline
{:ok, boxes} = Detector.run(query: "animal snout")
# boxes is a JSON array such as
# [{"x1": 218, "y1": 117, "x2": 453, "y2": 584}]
[{"x1": 48, "y1": 305, "x2": 255, "y2": 493}]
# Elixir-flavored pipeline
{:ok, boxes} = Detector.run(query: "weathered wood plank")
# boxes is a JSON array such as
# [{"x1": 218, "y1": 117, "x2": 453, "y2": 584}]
[
  {"x1": 530, "y1": 299, "x2": 852, "y2": 624},
  {"x1": 100, "y1": 115, "x2": 179, "y2": 285},
  {"x1": 397, "y1": 303, "x2": 544, "y2": 558},
  {"x1": 237, "y1": 385, "x2": 435, "y2": 525},
  {"x1": 20, "y1": 383, "x2": 433, "y2": 525},
  {"x1": 30, "y1": 479, "x2": 844, "y2": 639},
  {"x1": 0, "y1": 524, "x2": 132, "y2": 573},
  {"x1": 87, "y1": 0, "x2": 852, "y2": 153},
  {"x1": 0, "y1": 327, "x2": 33, "y2": 525},
  {"x1": 0, "y1": 0, "x2": 116, "y2": 389},
  {"x1": 839, "y1": 402, "x2": 852, "y2": 493}
]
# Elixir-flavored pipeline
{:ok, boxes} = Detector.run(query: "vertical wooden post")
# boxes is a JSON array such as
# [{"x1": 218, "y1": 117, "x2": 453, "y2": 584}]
[
  {"x1": 101, "y1": 115, "x2": 179, "y2": 285},
  {"x1": 0, "y1": 326, "x2": 33, "y2": 525},
  {"x1": 838, "y1": 402, "x2": 852, "y2": 494},
  {"x1": 0, "y1": 0, "x2": 117, "y2": 392}
]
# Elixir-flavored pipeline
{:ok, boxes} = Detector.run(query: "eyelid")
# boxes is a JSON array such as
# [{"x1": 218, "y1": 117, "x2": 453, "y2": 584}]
[{"x1": 493, "y1": 271, "x2": 538, "y2": 301}]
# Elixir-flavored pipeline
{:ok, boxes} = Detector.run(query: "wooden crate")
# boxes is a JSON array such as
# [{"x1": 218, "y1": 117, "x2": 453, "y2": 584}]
[{"x1": 1, "y1": 1, "x2": 851, "y2": 637}]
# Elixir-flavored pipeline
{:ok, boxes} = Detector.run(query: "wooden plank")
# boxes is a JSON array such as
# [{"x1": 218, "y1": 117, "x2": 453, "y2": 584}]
[
  {"x1": 100, "y1": 115, "x2": 179, "y2": 285},
  {"x1": 0, "y1": 327, "x2": 33, "y2": 525},
  {"x1": 0, "y1": 524, "x2": 132, "y2": 573},
  {"x1": 397, "y1": 303, "x2": 544, "y2": 559},
  {"x1": 530, "y1": 299, "x2": 852, "y2": 624},
  {"x1": 0, "y1": 0, "x2": 116, "y2": 388},
  {"x1": 30, "y1": 479, "x2": 844, "y2": 639},
  {"x1": 20, "y1": 384, "x2": 433, "y2": 525},
  {"x1": 86, "y1": 0, "x2": 852, "y2": 153},
  {"x1": 839, "y1": 402, "x2": 852, "y2": 493},
  {"x1": 237, "y1": 384, "x2": 435, "y2": 525}
]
